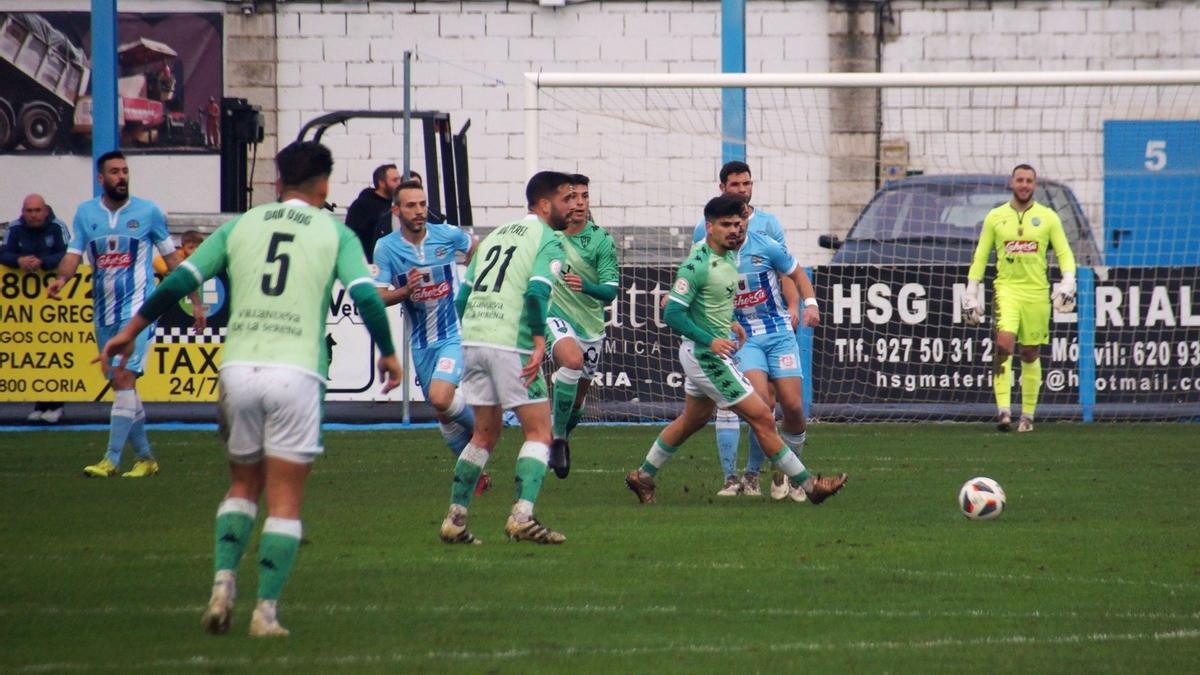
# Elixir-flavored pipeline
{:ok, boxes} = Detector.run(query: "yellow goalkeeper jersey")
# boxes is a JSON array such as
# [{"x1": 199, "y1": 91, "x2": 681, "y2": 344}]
[{"x1": 967, "y1": 200, "x2": 1076, "y2": 296}]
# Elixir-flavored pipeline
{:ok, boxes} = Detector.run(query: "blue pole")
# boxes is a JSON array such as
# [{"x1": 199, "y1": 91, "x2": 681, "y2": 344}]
[
  {"x1": 798, "y1": 266, "x2": 815, "y2": 418},
  {"x1": 1077, "y1": 267, "x2": 1096, "y2": 422},
  {"x1": 720, "y1": 0, "x2": 746, "y2": 163},
  {"x1": 91, "y1": 0, "x2": 119, "y2": 195}
]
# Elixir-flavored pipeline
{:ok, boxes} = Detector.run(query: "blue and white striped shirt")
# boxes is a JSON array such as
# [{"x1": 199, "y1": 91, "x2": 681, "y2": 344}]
[
  {"x1": 68, "y1": 196, "x2": 173, "y2": 327},
  {"x1": 373, "y1": 223, "x2": 472, "y2": 349}
]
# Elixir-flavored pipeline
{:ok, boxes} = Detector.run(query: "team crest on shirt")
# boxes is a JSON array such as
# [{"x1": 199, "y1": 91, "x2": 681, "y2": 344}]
[
  {"x1": 126, "y1": 219, "x2": 140, "y2": 230},
  {"x1": 435, "y1": 246, "x2": 447, "y2": 258},
  {"x1": 1032, "y1": 217, "x2": 1042, "y2": 227},
  {"x1": 752, "y1": 255, "x2": 764, "y2": 266},
  {"x1": 579, "y1": 235, "x2": 591, "y2": 248}
]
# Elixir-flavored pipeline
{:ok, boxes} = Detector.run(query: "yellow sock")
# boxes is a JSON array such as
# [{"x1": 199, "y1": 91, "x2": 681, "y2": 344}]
[
  {"x1": 1021, "y1": 357, "x2": 1041, "y2": 417},
  {"x1": 994, "y1": 356, "x2": 1013, "y2": 411}
]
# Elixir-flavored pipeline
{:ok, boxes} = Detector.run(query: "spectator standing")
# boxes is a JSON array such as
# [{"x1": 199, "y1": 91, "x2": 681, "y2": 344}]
[{"x1": 345, "y1": 163, "x2": 400, "y2": 260}]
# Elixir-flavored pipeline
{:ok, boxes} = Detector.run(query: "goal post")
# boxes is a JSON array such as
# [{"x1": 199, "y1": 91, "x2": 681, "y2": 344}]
[{"x1": 525, "y1": 69, "x2": 1200, "y2": 423}]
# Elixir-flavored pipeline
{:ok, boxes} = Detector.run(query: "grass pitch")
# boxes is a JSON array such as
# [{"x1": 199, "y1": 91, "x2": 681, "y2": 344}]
[{"x1": 1, "y1": 423, "x2": 1198, "y2": 673}]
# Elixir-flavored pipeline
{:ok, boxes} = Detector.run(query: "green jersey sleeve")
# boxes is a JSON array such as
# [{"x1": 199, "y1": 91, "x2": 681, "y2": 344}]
[
  {"x1": 668, "y1": 246, "x2": 707, "y2": 307},
  {"x1": 182, "y1": 216, "x2": 235, "y2": 282},
  {"x1": 333, "y1": 223, "x2": 373, "y2": 288},
  {"x1": 595, "y1": 231, "x2": 619, "y2": 286},
  {"x1": 968, "y1": 214, "x2": 996, "y2": 282},
  {"x1": 1047, "y1": 214, "x2": 1077, "y2": 275},
  {"x1": 530, "y1": 228, "x2": 565, "y2": 293}
]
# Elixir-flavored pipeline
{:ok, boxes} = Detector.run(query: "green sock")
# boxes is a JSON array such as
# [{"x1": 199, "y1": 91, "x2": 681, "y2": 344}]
[
  {"x1": 994, "y1": 355, "x2": 1013, "y2": 411},
  {"x1": 640, "y1": 435, "x2": 678, "y2": 477},
  {"x1": 213, "y1": 499, "x2": 257, "y2": 574},
  {"x1": 514, "y1": 452, "x2": 548, "y2": 505},
  {"x1": 1021, "y1": 357, "x2": 1041, "y2": 417},
  {"x1": 767, "y1": 446, "x2": 811, "y2": 488},
  {"x1": 256, "y1": 518, "x2": 301, "y2": 601},
  {"x1": 551, "y1": 369, "x2": 581, "y2": 439},
  {"x1": 566, "y1": 407, "x2": 584, "y2": 436},
  {"x1": 450, "y1": 443, "x2": 489, "y2": 508}
]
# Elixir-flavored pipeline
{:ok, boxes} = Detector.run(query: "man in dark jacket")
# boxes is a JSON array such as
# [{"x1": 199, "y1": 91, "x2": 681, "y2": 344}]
[
  {"x1": 345, "y1": 163, "x2": 400, "y2": 261},
  {"x1": 370, "y1": 169, "x2": 449, "y2": 255},
  {"x1": 3, "y1": 194, "x2": 69, "y2": 423}
]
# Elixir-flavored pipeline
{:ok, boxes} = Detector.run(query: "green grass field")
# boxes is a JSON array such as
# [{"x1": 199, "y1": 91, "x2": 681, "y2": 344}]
[{"x1": 2, "y1": 423, "x2": 1199, "y2": 673}]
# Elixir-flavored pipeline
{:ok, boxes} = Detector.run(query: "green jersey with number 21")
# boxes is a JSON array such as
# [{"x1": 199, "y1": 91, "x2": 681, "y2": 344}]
[{"x1": 461, "y1": 214, "x2": 565, "y2": 354}]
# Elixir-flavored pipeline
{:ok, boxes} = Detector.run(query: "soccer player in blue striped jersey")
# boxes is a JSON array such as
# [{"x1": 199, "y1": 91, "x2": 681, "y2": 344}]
[
  {"x1": 48, "y1": 150, "x2": 205, "y2": 478},
  {"x1": 723, "y1": 225, "x2": 822, "y2": 500},
  {"x1": 691, "y1": 161, "x2": 804, "y2": 497},
  {"x1": 373, "y1": 181, "x2": 481, "y2": 472}
]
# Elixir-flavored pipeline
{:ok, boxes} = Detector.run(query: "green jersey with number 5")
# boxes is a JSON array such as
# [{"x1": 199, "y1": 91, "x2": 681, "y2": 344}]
[
  {"x1": 461, "y1": 214, "x2": 565, "y2": 354},
  {"x1": 182, "y1": 199, "x2": 374, "y2": 379}
]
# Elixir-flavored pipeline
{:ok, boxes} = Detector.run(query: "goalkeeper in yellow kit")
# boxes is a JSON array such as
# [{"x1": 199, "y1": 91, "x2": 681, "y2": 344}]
[{"x1": 962, "y1": 164, "x2": 1076, "y2": 433}]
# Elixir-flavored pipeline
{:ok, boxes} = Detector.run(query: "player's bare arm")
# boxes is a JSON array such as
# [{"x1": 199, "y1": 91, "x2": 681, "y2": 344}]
[{"x1": 46, "y1": 251, "x2": 82, "y2": 300}]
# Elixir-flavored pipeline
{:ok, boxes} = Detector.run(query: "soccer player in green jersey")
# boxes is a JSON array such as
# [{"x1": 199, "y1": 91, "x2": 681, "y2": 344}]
[
  {"x1": 439, "y1": 171, "x2": 572, "y2": 545},
  {"x1": 98, "y1": 141, "x2": 403, "y2": 637},
  {"x1": 544, "y1": 174, "x2": 620, "y2": 479},
  {"x1": 962, "y1": 164, "x2": 1076, "y2": 433},
  {"x1": 625, "y1": 194, "x2": 847, "y2": 506}
]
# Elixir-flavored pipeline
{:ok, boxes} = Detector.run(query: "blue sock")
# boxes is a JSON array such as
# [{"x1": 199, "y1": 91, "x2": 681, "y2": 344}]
[
  {"x1": 715, "y1": 409, "x2": 740, "y2": 478},
  {"x1": 105, "y1": 389, "x2": 137, "y2": 466},
  {"x1": 129, "y1": 396, "x2": 153, "y2": 459},
  {"x1": 745, "y1": 431, "x2": 767, "y2": 475}
]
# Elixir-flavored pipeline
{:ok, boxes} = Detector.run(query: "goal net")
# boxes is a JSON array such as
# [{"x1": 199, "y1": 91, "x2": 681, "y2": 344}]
[{"x1": 527, "y1": 71, "x2": 1200, "y2": 423}]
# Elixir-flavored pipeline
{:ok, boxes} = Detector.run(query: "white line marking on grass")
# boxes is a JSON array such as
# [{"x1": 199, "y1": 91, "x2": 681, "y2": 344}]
[
  {"x1": 11, "y1": 628, "x2": 1200, "y2": 671},
  {"x1": 7, "y1": 602, "x2": 1198, "y2": 624}
]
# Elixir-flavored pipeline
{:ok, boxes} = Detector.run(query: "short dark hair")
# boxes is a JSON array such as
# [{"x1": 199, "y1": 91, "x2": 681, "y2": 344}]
[
  {"x1": 570, "y1": 173, "x2": 590, "y2": 186},
  {"x1": 405, "y1": 169, "x2": 423, "y2": 182},
  {"x1": 525, "y1": 171, "x2": 574, "y2": 209},
  {"x1": 180, "y1": 230, "x2": 205, "y2": 246},
  {"x1": 719, "y1": 160, "x2": 751, "y2": 184},
  {"x1": 276, "y1": 141, "x2": 334, "y2": 189},
  {"x1": 96, "y1": 150, "x2": 126, "y2": 173},
  {"x1": 704, "y1": 194, "x2": 746, "y2": 222},
  {"x1": 1011, "y1": 163, "x2": 1037, "y2": 177},
  {"x1": 393, "y1": 180, "x2": 424, "y2": 204},
  {"x1": 372, "y1": 163, "x2": 398, "y2": 188}
]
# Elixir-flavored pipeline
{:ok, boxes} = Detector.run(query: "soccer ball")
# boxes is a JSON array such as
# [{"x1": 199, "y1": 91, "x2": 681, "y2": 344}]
[{"x1": 958, "y1": 477, "x2": 1006, "y2": 520}]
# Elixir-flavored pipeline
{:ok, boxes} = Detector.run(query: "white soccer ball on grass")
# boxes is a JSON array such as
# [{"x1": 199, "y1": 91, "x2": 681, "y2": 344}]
[{"x1": 958, "y1": 476, "x2": 1006, "y2": 520}]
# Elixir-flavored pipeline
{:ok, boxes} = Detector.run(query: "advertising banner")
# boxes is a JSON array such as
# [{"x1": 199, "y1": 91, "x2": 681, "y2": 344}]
[
  {"x1": 0, "y1": 11, "x2": 222, "y2": 154},
  {"x1": 0, "y1": 264, "x2": 412, "y2": 403}
]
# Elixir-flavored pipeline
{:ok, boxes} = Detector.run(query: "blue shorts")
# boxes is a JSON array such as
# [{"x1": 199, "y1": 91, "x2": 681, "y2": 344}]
[
  {"x1": 736, "y1": 330, "x2": 803, "y2": 379},
  {"x1": 412, "y1": 338, "x2": 464, "y2": 397},
  {"x1": 96, "y1": 322, "x2": 152, "y2": 377}
]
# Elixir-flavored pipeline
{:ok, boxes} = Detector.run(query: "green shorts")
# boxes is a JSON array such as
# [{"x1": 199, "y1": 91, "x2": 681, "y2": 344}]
[{"x1": 994, "y1": 291, "x2": 1050, "y2": 346}]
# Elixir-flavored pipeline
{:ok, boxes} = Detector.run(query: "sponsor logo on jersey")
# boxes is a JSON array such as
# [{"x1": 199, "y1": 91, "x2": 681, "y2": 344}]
[
  {"x1": 1005, "y1": 240, "x2": 1039, "y2": 254},
  {"x1": 734, "y1": 289, "x2": 767, "y2": 309},
  {"x1": 96, "y1": 252, "x2": 133, "y2": 269},
  {"x1": 673, "y1": 278, "x2": 689, "y2": 295},
  {"x1": 779, "y1": 354, "x2": 797, "y2": 369},
  {"x1": 550, "y1": 259, "x2": 563, "y2": 277},
  {"x1": 411, "y1": 280, "x2": 451, "y2": 302},
  {"x1": 436, "y1": 357, "x2": 456, "y2": 373}
]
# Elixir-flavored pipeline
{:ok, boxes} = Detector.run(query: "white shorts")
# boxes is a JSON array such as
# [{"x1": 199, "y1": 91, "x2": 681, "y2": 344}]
[
  {"x1": 461, "y1": 345, "x2": 548, "y2": 409},
  {"x1": 218, "y1": 364, "x2": 324, "y2": 464},
  {"x1": 546, "y1": 317, "x2": 604, "y2": 379},
  {"x1": 679, "y1": 341, "x2": 754, "y2": 409}
]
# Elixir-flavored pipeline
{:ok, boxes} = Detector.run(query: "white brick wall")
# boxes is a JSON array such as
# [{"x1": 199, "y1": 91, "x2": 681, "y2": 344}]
[
  {"x1": 248, "y1": 0, "x2": 1200, "y2": 262},
  {"x1": 883, "y1": 0, "x2": 1199, "y2": 249}
]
